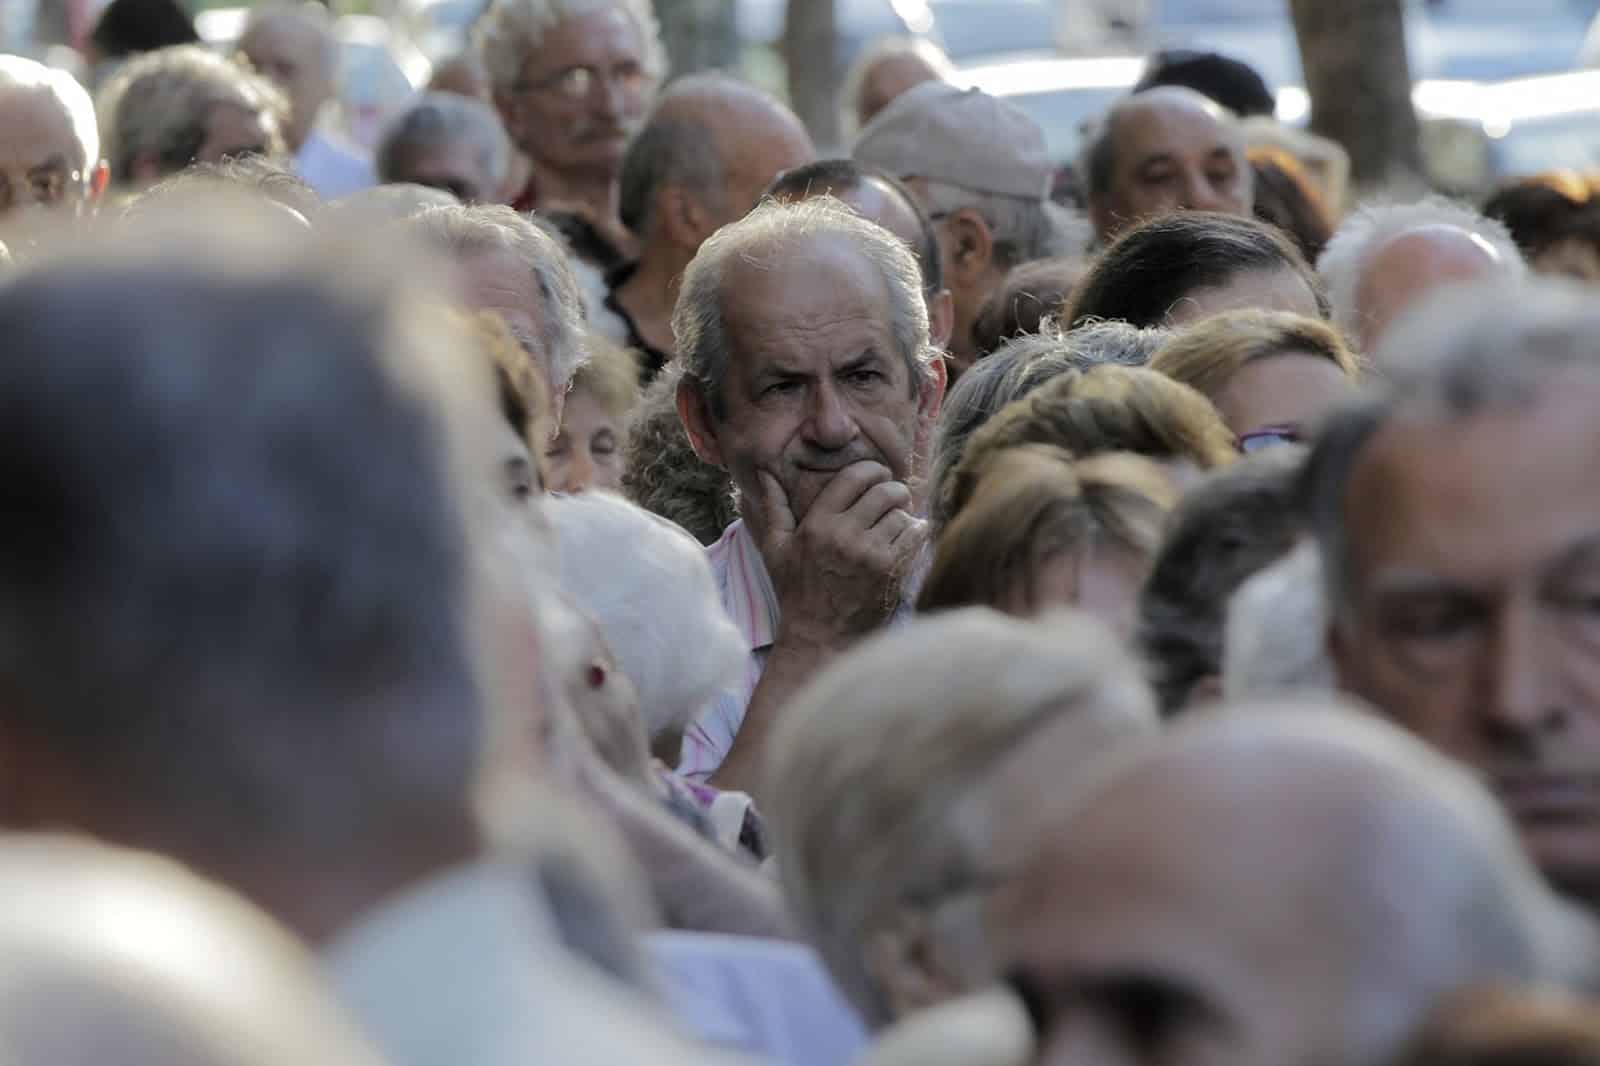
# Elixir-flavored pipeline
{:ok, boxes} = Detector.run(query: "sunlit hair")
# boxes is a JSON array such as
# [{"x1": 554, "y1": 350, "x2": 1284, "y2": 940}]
[
  {"x1": 454, "y1": 309, "x2": 551, "y2": 454},
  {"x1": 765, "y1": 607, "x2": 1158, "y2": 1026},
  {"x1": 1148, "y1": 308, "x2": 1360, "y2": 409},
  {"x1": 1223, "y1": 541, "x2": 1334, "y2": 702},
  {"x1": 476, "y1": 0, "x2": 665, "y2": 95},
  {"x1": 96, "y1": 45, "x2": 287, "y2": 185},
  {"x1": 0, "y1": 54, "x2": 99, "y2": 172},
  {"x1": 944, "y1": 363, "x2": 1235, "y2": 522},
  {"x1": 919, "y1": 445, "x2": 1177, "y2": 616},
  {"x1": 839, "y1": 35, "x2": 953, "y2": 136},
  {"x1": 569, "y1": 328, "x2": 639, "y2": 422}
]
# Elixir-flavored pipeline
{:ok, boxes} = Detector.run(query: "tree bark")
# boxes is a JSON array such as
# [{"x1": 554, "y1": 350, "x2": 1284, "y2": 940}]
[
  {"x1": 1289, "y1": 0, "x2": 1424, "y2": 196},
  {"x1": 782, "y1": 0, "x2": 838, "y2": 149},
  {"x1": 656, "y1": 0, "x2": 738, "y2": 78}
]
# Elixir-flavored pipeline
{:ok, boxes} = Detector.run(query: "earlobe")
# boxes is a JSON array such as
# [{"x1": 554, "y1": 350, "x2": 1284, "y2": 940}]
[
  {"x1": 928, "y1": 289, "x2": 955, "y2": 350},
  {"x1": 675, "y1": 379, "x2": 726, "y2": 468},
  {"x1": 950, "y1": 211, "x2": 995, "y2": 282}
]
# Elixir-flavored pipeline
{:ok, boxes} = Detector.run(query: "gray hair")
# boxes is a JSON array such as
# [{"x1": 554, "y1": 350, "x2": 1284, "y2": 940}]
[
  {"x1": 674, "y1": 196, "x2": 937, "y2": 417},
  {"x1": 923, "y1": 180, "x2": 1068, "y2": 269},
  {"x1": 1317, "y1": 195, "x2": 1526, "y2": 346},
  {"x1": 376, "y1": 91, "x2": 512, "y2": 194},
  {"x1": 1223, "y1": 541, "x2": 1335, "y2": 701},
  {"x1": 546, "y1": 491, "x2": 744, "y2": 741},
  {"x1": 1301, "y1": 279, "x2": 1600, "y2": 623},
  {"x1": 928, "y1": 320, "x2": 1169, "y2": 529},
  {"x1": 407, "y1": 203, "x2": 588, "y2": 394},
  {"x1": 0, "y1": 214, "x2": 484, "y2": 861},
  {"x1": 96, "y1": 45, "x2": 287, "y2": 185},
  {"x1": 476, "y1": 0, "x2": 665, "y2": 96},
  {"x1": 0, "y1": 54, "x2": 99, "y2": 171},
  {"x1": 241, "y1": 3, "x2": 340, "y2": 79},
  {"x1": 617, "y1": 109, "x2": 721, "y2": 236},
  {"x1": 765, "y1": 607, "x2": 1158, "y2": 1026}
]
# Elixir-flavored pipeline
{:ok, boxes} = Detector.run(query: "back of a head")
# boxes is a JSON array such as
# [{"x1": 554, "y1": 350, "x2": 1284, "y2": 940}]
[
  {"x1": 1136, "y1": 445, "x2": 1306, "y2": 715},
  {"x1": 330, "y1": 183, "x2": 459, "y2": 226},
  {"x1": 620, "y1": 364, "x2": 737, "y2": 545},
  {"x1": 376, "y1": 91, "x2": 512, "y2": 199},
  {"x1": 928, "y1": 322, "x2": 1171, "y2": 529},
  {"x1": 0, "y1": 835, "x2": 381, "y2": 1066},
  {"x1": 1482, "y1": 170, "x2": 1600, "y2": 266},
  {"x1": 0, "y1": 209, "x2": 483, "y2": 882},
  {"x1": 89, "y1": 0, "x2": 198, "y2": 59},
  {"x1": 121, "y1": 156, "x2": 320, "y2": 224},
  {"x1": 1250, "y1": 146, "x2": 1335, "y2": 263},
  {"x1": 766, "y1": 607, "x2": 1157, "y2": 1023},
  {"x1": 920, "y1": 445, "x2": 1178, "y2": 616},
  {"x1": 1148, "y1": 307, "x2": 1358, "y2": 407},
  {"x1": 1133, "y1": 49, "x2": 1275, "y2": 119},
  {"x1": 945, "y1": 362, "x2": 1236, "y2": 522},
  {"x1": 546, "y1": 491, "x2": 744, "y2": 740},
  {"x1": 970, "y1": 257, "x2": 1088, "y2": 357},
  {"x1": 1068, "y1": 210, "x2": 1326, "y2": 328}
]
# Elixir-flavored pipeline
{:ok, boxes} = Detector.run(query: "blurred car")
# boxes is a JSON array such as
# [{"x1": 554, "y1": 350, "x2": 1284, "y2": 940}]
[{"x1": 197, "y1": 8, "x2": 429, "y2": 151}]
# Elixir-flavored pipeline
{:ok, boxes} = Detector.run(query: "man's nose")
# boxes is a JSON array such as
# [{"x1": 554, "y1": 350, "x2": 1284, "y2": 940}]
[
  {"x1": 559, "y1": 449, "x2": 597, "y2": 493},
  {"x1": 1179, "y1": 169, "x2": 1227, "y2": 212},
  {"x1": 593, "y1": 73, "x2": 625, "y2": 118},
  {"x1": 1481, "y1": 602, "x2": 1569, "y2": 744},
  {"x1": 803, "y1": 383, "x2": 859, "y2": 451}
]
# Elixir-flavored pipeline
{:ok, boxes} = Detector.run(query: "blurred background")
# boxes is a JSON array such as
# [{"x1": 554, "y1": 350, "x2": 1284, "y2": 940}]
[{"x1": 16, "y1": 0, "x2": 1600, "y2": 204}]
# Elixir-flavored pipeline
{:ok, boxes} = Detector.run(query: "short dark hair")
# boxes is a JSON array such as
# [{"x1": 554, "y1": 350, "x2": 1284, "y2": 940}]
[
  {"x1": 1134, "y1": 49, "x2": 1275, "y2": 118},
  {"x1": 1138, "y1": 446, "x2": 1306, "y2": 715},
  {"x1": 617, "y1": 116, "x2": 721, "y2": 235},
  {"x1": 1249, "y1": 148, "x2": 1335, "y2": 264},
  {"x1": 1066, "y1": 211, "x2": 1329, "y2": 329},
  {"x1": 1482, "y1": 171, "x2": 1600, "y2": 261},
  {"x1": 0, "y1": 250, "x2": 480, "y2": 854},
  {"x1": 764, "y1": 157, "x2": 944, "y2": 296}
]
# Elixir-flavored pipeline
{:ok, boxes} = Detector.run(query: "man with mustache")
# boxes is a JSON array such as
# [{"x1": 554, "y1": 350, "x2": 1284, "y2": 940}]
[
  {"x1": 674, "y1": 198, "x2": 947, "y2": 796},
  {"x1": 477, "y1": 0, "x2": 663, "y2": 271},
  {"x1": 1302, "y1": 279, "x2": 1600, "y2": 916}
]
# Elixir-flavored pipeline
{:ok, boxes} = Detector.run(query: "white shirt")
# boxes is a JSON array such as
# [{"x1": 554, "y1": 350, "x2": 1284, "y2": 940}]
[
  {"x1": 650, "y1": 931, "x2": 870, "y2": 1066},
  {"x1": 295, "y1": 129, "x2": 376, "y2": 201}
]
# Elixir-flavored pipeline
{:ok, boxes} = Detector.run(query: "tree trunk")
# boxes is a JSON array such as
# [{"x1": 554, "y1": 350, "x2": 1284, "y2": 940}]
[
  {"x1": 1288, "y1": 0, "x2": 1424, "y2": 197},
  {"x1": 782, "y1": 0, "x2": 838, "y2": 149},
  {"x1": 656, "y1": 0, "x2": 738, "y2": 78}
]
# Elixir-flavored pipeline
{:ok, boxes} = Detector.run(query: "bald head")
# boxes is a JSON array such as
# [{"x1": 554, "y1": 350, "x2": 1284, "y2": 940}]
[
  {"x1": 1354, "y1": 224, "x2": 1514, "y2": 354},
  {"x1": 238, "y1": 5, "x2": 338, "y2": 150},
  {"x1": 618, "y1": 74, "x2": 813, "y2": 249},
  {"x1": 1086, "y1": 86, "x2": 1253, "y2": 242},
  {"x1": 991, "y1": 707, "x2": 1582, "y2": 1066}
]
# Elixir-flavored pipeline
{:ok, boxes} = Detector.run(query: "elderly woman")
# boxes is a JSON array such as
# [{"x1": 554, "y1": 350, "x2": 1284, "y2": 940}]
[
  {"x1": 765, "y1": 608, "x2": 1158, "y2": 1028},
  {"x1": 546, "y1": 331, "x2": 639, "y2": 494},
  {"x1": 919, "y1": 445, "x2": 1177, "y2": 636}
]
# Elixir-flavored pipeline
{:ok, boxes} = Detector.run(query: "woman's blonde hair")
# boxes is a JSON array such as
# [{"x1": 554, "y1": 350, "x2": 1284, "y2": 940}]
[
  {"x1": 1148, "y1": 308, "x2": 1361, "y2": 407},
  {"x1": 453, "y1": 309, "x2": 550, "y2": 452},
  {"x1": 919, "y1": 445, "x2": 1178, "y2": 616},
  {"x1": 568, "y1": 330, "x2": 640, "y2": 422},
  {"x1": 944, "y1": 363, "x2": 1234, "y2": 522}
]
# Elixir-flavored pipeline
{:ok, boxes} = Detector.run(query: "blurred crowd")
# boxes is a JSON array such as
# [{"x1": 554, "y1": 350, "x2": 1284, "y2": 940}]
[{"x1": 2, "y1": 3, "x2": 1600, "y2": 1066}]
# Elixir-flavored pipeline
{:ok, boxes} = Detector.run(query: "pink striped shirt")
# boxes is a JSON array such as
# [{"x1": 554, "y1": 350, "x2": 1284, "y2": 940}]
[{"x1": 677, "y1": 518, "x2": 923, "y2": 781}]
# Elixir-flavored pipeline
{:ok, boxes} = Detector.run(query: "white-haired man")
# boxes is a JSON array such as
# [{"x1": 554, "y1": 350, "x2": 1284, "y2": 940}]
[
  {"x1": 239, "y1": 2, "x2": 375, "y2": 199},
  {"x1": 992, "y1": 708, "x2": 1593, "y2": 1066},
  {"x1": 673, "y1": 197, "x2": 947, "y2": 795},
  {"x1": 0, "y1": 55, "x2": 105, "y2": 218},
  {"x1": 406, "y1": 203, "x2": 587, "y2": 423},
  {"x1": 1301, "y1": 280, "x2": 1600, "y2": 922},
  {"x1": 96, "y1": 44, "x2": 286, "y2": 190},
  {"x1": 477, "y1": 0, "x2": 664, "y2": 270},
  {"x1": 377, "y1": 91, "x2": 513, "y2": 205},
  {"x1": 1317, "y1": 196, "x2": 1525, "y2": 354}
]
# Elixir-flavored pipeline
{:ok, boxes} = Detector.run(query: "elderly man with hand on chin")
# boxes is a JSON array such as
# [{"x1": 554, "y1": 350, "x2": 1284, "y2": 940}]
[{"x1": 674, "y1": 197, "x2": 947, "y2": 798}]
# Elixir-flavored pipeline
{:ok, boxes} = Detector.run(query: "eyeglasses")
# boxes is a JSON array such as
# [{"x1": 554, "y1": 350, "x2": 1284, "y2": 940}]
[
  {"x1": 1236, "y1": 426, "x2": 1303, "y2": 453},
  {"x1": 0, "y1": 165, "x2": 81, "y2": 212},
  {"x1": 520, "y1": 61, "x2": 649, "y2": 101}
]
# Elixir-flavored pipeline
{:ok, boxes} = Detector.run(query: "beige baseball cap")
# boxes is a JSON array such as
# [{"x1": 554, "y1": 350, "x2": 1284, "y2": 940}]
[{"x1": 852, "y1": 81, "x2": 1052, "y2": 201}]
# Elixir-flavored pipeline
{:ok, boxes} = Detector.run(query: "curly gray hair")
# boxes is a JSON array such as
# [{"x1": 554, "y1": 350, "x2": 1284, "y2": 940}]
[{"x1": 476, "y1": 0, "x2": 665, "y2": 96}]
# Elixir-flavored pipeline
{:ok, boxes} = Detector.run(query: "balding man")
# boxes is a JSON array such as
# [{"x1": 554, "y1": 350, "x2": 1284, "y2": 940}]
[
  {"x1": 377, "y1": 91, "x2": 513, "y2": 204},
  {"x1": 239, "y1": 4, "x2": 372, "y2": 199},
  {"x1": 991, "y1": 709, "x2": 1588, "y2": 1066},
  {"x1": 1318, "y1": 197, "x2": 1525, "y2": 354},
  {"x1": 407, "y1": 203, "x2": 588, "y2": 422},
  {"x1": 840, "y1": 36, "x2": 954, "y2": 135},
  {"x1": 605, "y1": 74, "x2": 814, "y2": 377},
  {"x1": 1301, "y1": 281, "x2": 1600, "y2": 920},
  {"x1": 854, "y1": 82, "x2": 1067, "y2": 377},
  {"x1": 673, "y1": 198, "x2": 947, "y2": 795},
  {"x1": 1081, "y1": 85, "x2": 1255, "y2": 244},
  {"x1": 96, "y1": 44, "x2": 286, "y2": 190},
  {"x1": 0, "y1": 56, "x2": 105, "y2": 219},
  {"x1": 477, "y1": 0, "x2": 665, "y2": 270},
  {"x1": 767, "y1": 157, "x2": 955, "y2": 349}
]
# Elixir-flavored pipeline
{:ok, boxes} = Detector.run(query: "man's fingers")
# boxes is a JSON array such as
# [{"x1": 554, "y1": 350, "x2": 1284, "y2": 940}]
[
  {"x1": 756, "y1": 470, "x2": 797, "y2": 545},
  {"x1": 808, "y1": 461, "x2": 892, "y2": 518},
  {"x1": 850, "y1": 480, "x2": 916, "y2": 532}
]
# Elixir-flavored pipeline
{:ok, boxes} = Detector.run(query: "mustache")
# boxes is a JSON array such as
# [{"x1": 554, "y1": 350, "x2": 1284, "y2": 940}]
[{"x1": 570, "y1": 118, "x2": 636, "y2": 144}]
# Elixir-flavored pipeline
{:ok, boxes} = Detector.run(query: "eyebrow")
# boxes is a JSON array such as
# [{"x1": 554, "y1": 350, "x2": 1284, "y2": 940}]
[
  {"x1": 836, "y1": 349, "x2": 886, "y2": 375},
  {"x1": 1367, "y1": 569, "x2": 1477, "y2": 600},
  {"x1": 27, "y1": 154, "x2": 68, "y2": 176}
]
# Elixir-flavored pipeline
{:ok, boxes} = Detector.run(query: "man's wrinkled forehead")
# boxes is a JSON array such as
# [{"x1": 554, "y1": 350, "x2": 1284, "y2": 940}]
[
  {"x1": 1114, "y1": 90, "x2": 1240, "y2": 166},
  {"x1": 0, "y1": 88, "x2": 84, "y2": 170}
]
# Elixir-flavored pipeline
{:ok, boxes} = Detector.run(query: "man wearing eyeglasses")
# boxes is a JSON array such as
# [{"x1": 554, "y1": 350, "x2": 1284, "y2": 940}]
[
  {"x1": 0, "y1": 56, "x2": 107, "y2": 221},
  {"x1": 478, "y1": 0, "x2": 664, "y2": 273}
]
